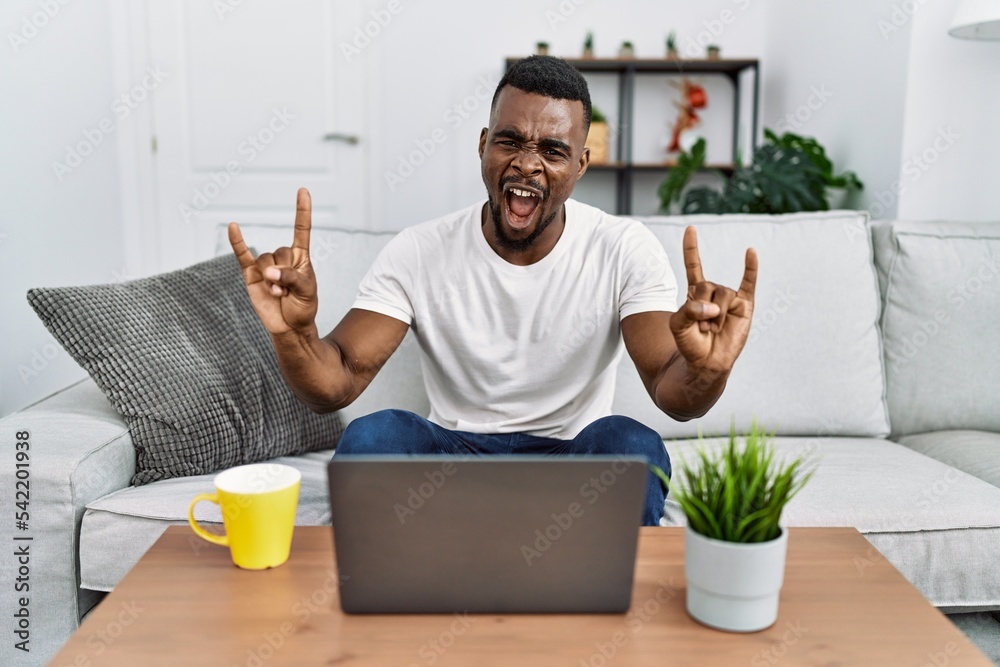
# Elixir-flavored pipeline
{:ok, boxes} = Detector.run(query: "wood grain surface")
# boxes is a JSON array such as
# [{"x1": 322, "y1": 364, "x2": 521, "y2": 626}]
[{"x1": 48, "y1": 527, "x2": 992, "y2": 666}]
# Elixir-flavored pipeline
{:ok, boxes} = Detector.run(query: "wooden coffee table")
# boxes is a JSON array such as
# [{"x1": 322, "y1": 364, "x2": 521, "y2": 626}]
[{"x1": 49, "y1": 527, "x2": 991, "y2": 666}]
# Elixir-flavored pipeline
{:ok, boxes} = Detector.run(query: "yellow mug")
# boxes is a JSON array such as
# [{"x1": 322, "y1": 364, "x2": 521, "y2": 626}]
[{"x1": 188, "y1": 463, "x2": 301, "y2": 570}]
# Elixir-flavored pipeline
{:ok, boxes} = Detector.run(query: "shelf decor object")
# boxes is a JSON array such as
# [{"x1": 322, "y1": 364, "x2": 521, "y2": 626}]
[
  {"x1": 505, "y1": 56, "x2": 760, "y2": 214},
  {"x1": 666, "y1": 32, "x2": 679, "y2": 59},
  {"x1": 583, "y1": 31, "x2": 594, "y2": 58},
  {"x1": 706, "y1": 44, "x2": 721, "y2": 60},
  {"x1": 949, "y1": 0, "x2": 1000, "y2": 39},
  {"x1": 619, "y1": 41, "x2": 635, "y2": 58},
  {"x1": 587, "y1": 106, "x2": 610, "y2": 164},
  {"x1": 668, "y1": 79, "x2": 708, "y2": 154},
  {"x1": 536, "y1": 41, "x2": 549, "y2": 56}
]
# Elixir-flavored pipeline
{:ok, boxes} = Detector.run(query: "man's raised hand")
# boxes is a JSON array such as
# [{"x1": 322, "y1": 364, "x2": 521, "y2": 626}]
[
  {"x1": 228, "y1": 187, "x2": 318, "y2": 336},
  {"x1": 669, "y1": 226, "x2": 758, "y2": 373}
]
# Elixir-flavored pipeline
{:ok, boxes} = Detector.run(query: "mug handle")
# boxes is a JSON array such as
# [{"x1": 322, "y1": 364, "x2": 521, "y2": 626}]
[{"x1": 188, "y1": 493, "x2": 229, "y2": 547}]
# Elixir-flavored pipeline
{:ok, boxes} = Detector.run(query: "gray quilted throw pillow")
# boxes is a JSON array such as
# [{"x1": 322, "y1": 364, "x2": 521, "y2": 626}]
[{"x1": 27, "y1": 253, "x2": 343, "y2": 485}]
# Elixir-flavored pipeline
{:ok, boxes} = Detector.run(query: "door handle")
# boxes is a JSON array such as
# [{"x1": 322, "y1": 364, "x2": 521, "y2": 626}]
[{"x1": 323, "y1": 133, "x2": 360, "y2": 145}]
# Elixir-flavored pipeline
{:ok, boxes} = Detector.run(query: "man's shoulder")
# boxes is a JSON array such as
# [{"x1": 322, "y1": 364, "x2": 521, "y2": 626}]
[
  {"x1": 565, "y1": 198, "x2": 654, "y2": 243},
  {"x1": 402, "y1": 201, "x2": 483, "y2": 241}
]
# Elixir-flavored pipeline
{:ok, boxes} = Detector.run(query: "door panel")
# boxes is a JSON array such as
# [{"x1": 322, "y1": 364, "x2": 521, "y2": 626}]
[{"x1": 146, "y1": 0, "x2": 367, "y2": 272}]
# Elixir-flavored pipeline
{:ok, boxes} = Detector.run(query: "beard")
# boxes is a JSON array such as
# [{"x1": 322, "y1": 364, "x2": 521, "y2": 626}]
[{"x1": 486, "y1": 177, "x2": 557, "y2": 253}]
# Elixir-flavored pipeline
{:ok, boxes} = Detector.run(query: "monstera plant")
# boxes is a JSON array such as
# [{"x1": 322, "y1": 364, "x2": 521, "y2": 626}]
[{"x1": 658, "y1": 130, "x2": 863, "y2": 215}]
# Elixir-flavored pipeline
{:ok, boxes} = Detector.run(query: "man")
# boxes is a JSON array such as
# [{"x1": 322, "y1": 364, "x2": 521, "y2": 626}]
[{"x1": 228, "y1": 56, "x2": 757, "y2": 526}]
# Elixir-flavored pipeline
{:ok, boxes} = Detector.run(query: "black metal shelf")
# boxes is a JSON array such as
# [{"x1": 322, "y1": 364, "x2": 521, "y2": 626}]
[
  {"x1": 586, "y1": 162, "x2": 736, "y2": 176},
  {"x1": 504, "y1": 57, "x2": 760, "y2": 214}
]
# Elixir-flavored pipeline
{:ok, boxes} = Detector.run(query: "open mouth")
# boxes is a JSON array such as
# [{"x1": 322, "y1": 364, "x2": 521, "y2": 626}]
[{"x1": 503, "y1": 183, "x2": 542, "y2": 230}]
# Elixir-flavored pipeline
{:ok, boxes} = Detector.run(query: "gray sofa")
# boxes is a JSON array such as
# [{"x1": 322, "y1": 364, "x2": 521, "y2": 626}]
[{"x1": 2, "y1": 210, "x2": 999, "y2": 665}]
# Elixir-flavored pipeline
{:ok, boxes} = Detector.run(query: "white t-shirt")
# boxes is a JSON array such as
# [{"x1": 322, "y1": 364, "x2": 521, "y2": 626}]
[{"x1": 352, "y1": 198, "x2": 678, "y2": 439}]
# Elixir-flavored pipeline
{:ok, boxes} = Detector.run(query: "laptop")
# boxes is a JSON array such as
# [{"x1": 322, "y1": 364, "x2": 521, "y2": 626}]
[{"x1": 326, "y1": 455, "x2": 648, "y2": 614}]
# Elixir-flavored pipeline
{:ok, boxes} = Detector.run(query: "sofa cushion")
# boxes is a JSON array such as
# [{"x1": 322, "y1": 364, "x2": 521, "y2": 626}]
[
  {"x1": 79, "y1": 449, "x2": 334, "y2": 591},
  {"x1": 616, "y1": 211, "x2": 889, "y2": 439},
  {"x1": 28, "y1": 253, "x2": 343, "y2": 485},
  {"x1": 871, "y1": 220, "x2": 1000, "y2": 437},
  {"x1": 214, "y1": 224, "x2": 430, "y2": 426},
  {"x1": 81, "y1": 433, "x2": 1000, "y2": 613},
  {"x1": 898, "y1": 430, "x2": 1000, "y2": 490},
  {"x1": 660, "y1": 436, "x2": 1000, "y2": 613}
]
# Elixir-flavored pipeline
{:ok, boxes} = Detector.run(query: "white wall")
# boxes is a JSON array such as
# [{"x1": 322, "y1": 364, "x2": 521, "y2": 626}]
[
  {"x1": 362, "y1": 0, "x2": 769, "y2": 226},
  {"x1": 760, "y1": 0, "x2": 913, "y2": 217},
  {"x1": 897, "y1": 0, "x2": 1000, "y2": 222},
  {"x1": 0, "y1": 0, "x2": 125, "y2": 415},
  {"x1": 362, "y1": 0, "x2": 917, "y2": 223}
]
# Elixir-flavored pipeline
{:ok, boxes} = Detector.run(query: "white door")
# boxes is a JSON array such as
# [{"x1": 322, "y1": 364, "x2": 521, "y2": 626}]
[{"x1": 143, "y1": 0, "x2": 367, "y2": 272}]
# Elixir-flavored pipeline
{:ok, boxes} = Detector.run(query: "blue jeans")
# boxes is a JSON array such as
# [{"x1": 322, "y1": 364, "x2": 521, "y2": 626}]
[{"x1": 334, "y1": 410, "x2": 671, "y2": 526}]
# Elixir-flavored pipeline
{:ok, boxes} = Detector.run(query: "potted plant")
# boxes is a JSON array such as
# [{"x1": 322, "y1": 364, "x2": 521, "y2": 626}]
[
  {"x1": 652, "y1": 422, "x2": 814, "y2": 632},
  {"x1": 666, "y1": 32, "x2": 679, "y2": 59},
  {"x1": 583, "y1": 31, "x2": 594, "y2": 58},
  {"x1": 706, "y1": 44, "x2": 721, "y2": 60},
  {"x1": 536, "y1": 41, "x2": 549, "y2": 56},
  {"x1": 657, "y1": 131, "x2": 864, "y2": 214},
  {"x1": 619, "y1": 40, "x2": 635, "y2": 58},
  {"x1": 587, "y1": 106, "x2": 610, "y2": 164}
]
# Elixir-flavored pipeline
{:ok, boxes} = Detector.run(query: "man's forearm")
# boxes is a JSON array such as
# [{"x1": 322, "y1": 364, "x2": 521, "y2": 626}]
[
  {"x1": 269, "y1": 325, "x2": 354, "y2": 413},
  {"x1": 653, "y1": 352, "x2": 730, "y2": 421}
]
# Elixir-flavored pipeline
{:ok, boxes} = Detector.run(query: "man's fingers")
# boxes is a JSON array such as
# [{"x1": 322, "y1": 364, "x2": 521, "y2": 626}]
[
  {"x1": 675, "y1": 297, "x2": 722, "y2": 325},
  {"x1": 262, "y1": 265, "x2": 310, "y2": 296},
  {"x1": 739, "y1": 247, "x2": 758, "y2": 301},
  {"x1": 257, "y1": 252, "x2": 276, "y2": 270},
  {"x1": 674, "y1": 281, "x2": 746, "y2": 335},
  {"x1": 273, "y1": 246, "x2": 294, "y2": 267},
  {"x1": 228, "y1": 223, "x2": 257, "y2": 271},
  {"x1": 292, "y1": 187, "x2": 312, "y2": 251},
  {"x1": 711, "y1": 289, "x2": 736, "y2": 333},
  {"x1": 682, "y1": 226, "x2": 706, "y2": 286}
]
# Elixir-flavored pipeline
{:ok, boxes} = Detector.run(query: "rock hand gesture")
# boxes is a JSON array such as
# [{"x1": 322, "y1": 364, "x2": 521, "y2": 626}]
[
  {"x1": 226, "y1": 188, "x2": 409, "y2": 413},
  {"x1": 669, "y1": 226, "x2": 758, "y2": 374},
  {"x1": 228, "y1": 188, "x2": 318, "y2": 336}
]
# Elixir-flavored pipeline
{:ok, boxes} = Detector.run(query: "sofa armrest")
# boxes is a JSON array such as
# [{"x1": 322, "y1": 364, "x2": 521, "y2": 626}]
[{"x1": 0, "y1": 379, "x2": 135, "y2": 665}]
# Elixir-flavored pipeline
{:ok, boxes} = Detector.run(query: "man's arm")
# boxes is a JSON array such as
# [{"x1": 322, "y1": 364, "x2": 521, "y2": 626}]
[
  {"x1": 266, "y1": 309, "x2": 408, "y2": 413},
  {"x1": 228, "y1": 188, "x2": 408, "y2": 413},
  {"x1": 622, "y1": 226, "x2": 757, "y2": 421},
  {"x1": 622, "y1": 312, "x2": 728, "y2": 421}
]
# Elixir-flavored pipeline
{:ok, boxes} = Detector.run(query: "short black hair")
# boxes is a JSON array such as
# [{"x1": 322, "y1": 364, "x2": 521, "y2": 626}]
[{"x1": 491, "y1": 56, "x2": 592, "y2": 129}]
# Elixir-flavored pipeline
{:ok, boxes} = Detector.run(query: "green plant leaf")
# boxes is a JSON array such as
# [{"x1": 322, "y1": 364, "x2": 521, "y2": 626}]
[
  {"x1": 671, "y1": 421, "x2": 816, "y2": 543},
  {"x1": 672, "y1": 130, "x2": 861, "y2": 215},
  {"x1": 658, "y1": 138, "x2": 707, "y2": 212},
  {"x1": 827, "y1": 170, "x2": 864, "y2": 190},
  {"x1": 683, "y1": 493, "x2": 724, "y2": 539},
  {"x1": 753, "y1": 145, "x2": 825, "y2": 212},
  {"x1": 765, "y1": 129, "x2": 864, "y2": 192},
  {"x1": 680, "y1": 186, "x2": 723, "y2": 214},
  {"x1": 683, "y1": 145, "x2": 824, "y2": 215}
]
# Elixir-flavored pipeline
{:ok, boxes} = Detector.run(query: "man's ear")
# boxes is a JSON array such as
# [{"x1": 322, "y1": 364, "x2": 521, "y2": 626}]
[
  {"x1": 577, "y1": 145, "x2": 591, "y2": 179},
  {"x1": 478, "y1": 128, "x2": 487, "y2": 159}
]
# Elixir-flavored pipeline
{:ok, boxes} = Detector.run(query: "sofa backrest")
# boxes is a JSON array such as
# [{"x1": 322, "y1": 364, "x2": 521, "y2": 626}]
[
  {"x1": 870, "y1": 220, "x2": 1000, "y2": 438},
  {"x1": 221, "y1": 210, "x2": 891, "y2": 439},
  {"x1": 617, "y1": 211, "x2": 889, "y2": 439}
]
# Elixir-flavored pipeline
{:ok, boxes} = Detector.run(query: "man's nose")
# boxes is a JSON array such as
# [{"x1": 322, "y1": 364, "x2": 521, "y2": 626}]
[{"x1": 511, "y1": 149, "x2": 542, "y2": 177}]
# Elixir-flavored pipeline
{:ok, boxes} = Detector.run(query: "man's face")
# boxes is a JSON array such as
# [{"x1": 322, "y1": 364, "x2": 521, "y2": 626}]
[{"x1": 479, "y1": 87, "x2": 590, "y2": 254}]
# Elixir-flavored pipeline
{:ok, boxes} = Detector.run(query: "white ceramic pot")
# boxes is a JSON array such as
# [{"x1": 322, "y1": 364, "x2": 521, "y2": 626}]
[{"x1": 684, "y1": 525, "x2": 788, "y2": 632}]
